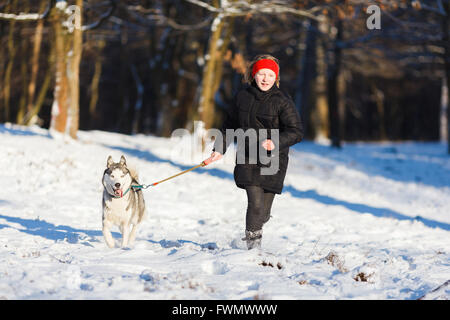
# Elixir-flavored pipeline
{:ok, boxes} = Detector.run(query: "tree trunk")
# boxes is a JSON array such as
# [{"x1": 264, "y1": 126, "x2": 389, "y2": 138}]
[
  {"x1": 443, "y1": 1, "x2": 450, "y2": 153},
  {"x1": 3, "y1": 0, "x2": 18, "y2": 122},
  {"x1": 50, "y1": 1, "x2": 83, "y2": 139},
  {"x1": 337, "y1": 69, "x2": 346, "y2": 142},
  {"x1": 0, "y1": 18, "x2": 4, "y2": 122},
  {"x1": 371, "y1": 83, "x2": 386, "y2": 140},
  {"x1": 26, "y1": 39, "x2": 54, "y2": 126},
  {"x1": 117, "y1": 25, "x2": 130, "y2": 133},
  {"x1": 312, "y1": 36, "x2": 329, "y2": 140},
  {"x1": 327, "y1": 18, "x2": 343, "y2": 148},
  {"x1": 50, "y1": 5, "x2": 70, "y2": 134},
  {"x1": 24, "y1": 0, "x2": 46, "y2": 125},
  {"x1": 28, "y1": 63, "x2": 52, "y2": 126},
  {"x1": 67, "y1": 0, "x2": 83, "y2": 139},
  {"x1": 295, "y1": 19, "x2": 317, "y2": 138},
  {"x1": 185, "y1": 30, "x2": 208, "y2": 131},
  {"x1": 198, "y1": 0, "x2": 224, "y2": 131},
  {"x1": 149, "y1": 18, "x2": 172, "y2": 137},
  {"x1": 211, "y1": 15, "x2": 234, "y2": 128},
  {"x1": 440, "y1": 77, "x2": 448, "y2": 142},
  {"x1": 17, "y1": 21, "x2": 30, "y2": 124},
  {"x1": 130, "y1": 63, "x2": 144, "y2": 134},
  {"x1": 158, "y1": 33, "x2": 176, "y2": 138},
  {"x1": 174, "y1": 40, "x2": 200, "y2": 131},
  {"x1": 89, "y1": 40, "x2": 105, "y2": 129}
]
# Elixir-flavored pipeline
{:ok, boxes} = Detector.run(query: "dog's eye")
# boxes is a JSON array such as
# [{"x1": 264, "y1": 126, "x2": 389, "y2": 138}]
[
  {"x1": 111, "y1": 175, "x2": 114, "y2": 179},
  {"x1": 121, "y1": 175, "x2": 125, "y2": 178}
]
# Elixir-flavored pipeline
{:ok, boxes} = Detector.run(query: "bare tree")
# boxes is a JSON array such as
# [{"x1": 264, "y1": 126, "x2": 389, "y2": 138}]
[
  {"x1": 441, "y1": 0, "x2": 450, "y2": 153},
  {"x1": 184, "y1": 0, "x2": 326, "y2": 135},
  {"x1": 0, "y1": 0, "x2": 116, "y2": 139},
  {"x1": 24, "y1": 0, "x2": 47, "y2": 125}
]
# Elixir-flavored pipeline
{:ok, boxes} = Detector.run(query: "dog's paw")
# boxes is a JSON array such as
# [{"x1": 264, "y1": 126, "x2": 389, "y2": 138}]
[{"x1": 104, "y1": 240, "x2": 116, "y2": 248}]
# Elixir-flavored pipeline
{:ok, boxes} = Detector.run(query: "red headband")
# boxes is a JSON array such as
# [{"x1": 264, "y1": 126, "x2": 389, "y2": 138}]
[{"x1": 252, "y1": 59, "x2": 279, "y2": 79}]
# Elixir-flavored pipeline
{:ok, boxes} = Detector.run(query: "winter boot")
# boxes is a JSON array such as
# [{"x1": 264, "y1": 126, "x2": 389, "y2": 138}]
[{"x1": 242, "y1": 229, "x2": 262, "y2": 250}]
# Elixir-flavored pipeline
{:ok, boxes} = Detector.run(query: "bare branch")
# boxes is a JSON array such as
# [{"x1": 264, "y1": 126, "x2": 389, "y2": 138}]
[
  {"x1": 416, "y1": 0, "x2": 447, "y2": 16},
  {"x1": 0, "y1": 0, "x2": 54, "y2": 21},
  {"x1": 184, "y1": 0, "x2": 221, "y2": 13},
  {"x1": 146, "y1": 14, "x2": 214, "y2": 31},
  {"x1": 125, "y1": 5, "x2": 214, "y2": 31},
  {"x1": 183, "y1": 0, "x2": 324, "y2": 21},
  {"x1": 436, "y1": 0, "x2": 446, "y2": 15},
  {"x1": 382, "y1": 9, "x2": 442, "y2": 31},
  {"x1": 82, "y1": 0, "x2": 117, "y2": 31}
]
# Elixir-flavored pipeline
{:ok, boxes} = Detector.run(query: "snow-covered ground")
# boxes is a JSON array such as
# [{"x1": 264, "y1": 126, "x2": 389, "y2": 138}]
[{"x1": 0, "y1": 123, "x2": 449, "y2": 300}]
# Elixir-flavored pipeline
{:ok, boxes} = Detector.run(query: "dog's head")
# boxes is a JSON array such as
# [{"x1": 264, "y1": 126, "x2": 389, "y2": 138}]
[{"x1": 103, "y1": 155, "x2": 133, "y2": 198}]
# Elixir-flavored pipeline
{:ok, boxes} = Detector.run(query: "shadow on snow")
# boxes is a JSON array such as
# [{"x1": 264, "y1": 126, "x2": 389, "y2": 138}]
[
  {"x1": 291, "y1": 141, "x2": 450, "y2": 188},
  {"x1": 283, "y1": 186, "x2": 450, "y2": 231},
  {"x1": 0, "y1": 214, "x2": 220, "y2": 250},
  {"x1": 0, "y1": 124, "x2": 51, "y2": 139},
  {"x1": 0, "y1": 214, "x2": 115, "y2": 244}
]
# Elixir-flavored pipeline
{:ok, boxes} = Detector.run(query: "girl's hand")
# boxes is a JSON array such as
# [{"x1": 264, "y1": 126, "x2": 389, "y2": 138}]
[
  {"x1": 261, "y1": 139, "x2": 275, "y2": 151},
  {"x1": 203, "y1": 151, "x2": 223, "y2": 165}
]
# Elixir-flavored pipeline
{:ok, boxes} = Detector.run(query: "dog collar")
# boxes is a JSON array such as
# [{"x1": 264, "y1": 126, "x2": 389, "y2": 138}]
[
  {"x1": 112, "y1": 187, "x2": 131, "y2": 199},
  {"x1": 112, "y1": 184, "x2": 146, "y2": 198}
]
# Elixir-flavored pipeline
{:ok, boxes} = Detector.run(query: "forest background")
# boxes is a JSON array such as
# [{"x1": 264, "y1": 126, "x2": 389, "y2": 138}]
[{"x1": 0, "y1": 0, "x2": 449, "y2": 151}]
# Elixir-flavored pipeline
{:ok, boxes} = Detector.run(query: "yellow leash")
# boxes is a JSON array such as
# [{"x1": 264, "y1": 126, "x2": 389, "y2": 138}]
[
  {"x1": 149, "y1": 161, "x2": 208, "y2": 187},
  {"x1": 132, "y1": 160, "x2": 210, "y2": 190}
]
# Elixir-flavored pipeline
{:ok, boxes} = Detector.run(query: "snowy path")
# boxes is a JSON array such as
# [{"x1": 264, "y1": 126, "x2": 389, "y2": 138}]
[{"x1": 0, "y1": 123, "x2": 449, "y2": 299}]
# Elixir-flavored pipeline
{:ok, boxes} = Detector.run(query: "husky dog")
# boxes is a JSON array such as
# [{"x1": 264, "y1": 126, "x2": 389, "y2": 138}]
[{"x1": 102, "y1": 155, "x2": 146, "y2": 248}]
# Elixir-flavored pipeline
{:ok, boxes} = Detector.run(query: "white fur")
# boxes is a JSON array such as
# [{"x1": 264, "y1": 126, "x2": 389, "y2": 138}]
[{"x1": 102, "y1": 156, "x2": 145, "y2": 248}]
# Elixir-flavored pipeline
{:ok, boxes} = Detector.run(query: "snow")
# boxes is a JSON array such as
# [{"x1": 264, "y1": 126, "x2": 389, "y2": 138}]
[{"x1": 0, "y1": 123, "x2": 449, "y2": 300}]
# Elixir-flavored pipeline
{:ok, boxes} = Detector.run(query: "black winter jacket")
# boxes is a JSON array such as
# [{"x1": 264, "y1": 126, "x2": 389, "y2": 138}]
[{"x1": 213, "y1": 82, "x2": 304, "y2": 194}]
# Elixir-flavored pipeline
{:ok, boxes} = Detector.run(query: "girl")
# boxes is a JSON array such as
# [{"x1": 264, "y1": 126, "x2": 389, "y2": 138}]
[{"x1": 207, "y1": 54, "x2": 304, "y2": 249}]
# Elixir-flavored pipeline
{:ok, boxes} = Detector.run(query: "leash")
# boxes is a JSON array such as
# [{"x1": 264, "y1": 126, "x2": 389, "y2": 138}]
[{"x1": 130, "y1": 159, "x2": 212, "y2": 191}]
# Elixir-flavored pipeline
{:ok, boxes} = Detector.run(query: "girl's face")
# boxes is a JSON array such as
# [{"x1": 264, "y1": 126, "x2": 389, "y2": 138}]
[{"x1": 254, "y1": 68, "x2": 276, "y2": 91}]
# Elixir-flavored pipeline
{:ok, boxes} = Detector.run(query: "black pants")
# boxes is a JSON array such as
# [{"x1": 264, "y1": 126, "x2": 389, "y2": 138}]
[{"x1": 245, "y1": 186, "x2": 276, "y2": 232}]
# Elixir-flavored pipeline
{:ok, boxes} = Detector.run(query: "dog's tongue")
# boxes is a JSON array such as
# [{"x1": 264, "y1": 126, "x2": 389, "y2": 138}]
[{"x1": 114, "y1": 189, "x2": 123, "y2": 197}]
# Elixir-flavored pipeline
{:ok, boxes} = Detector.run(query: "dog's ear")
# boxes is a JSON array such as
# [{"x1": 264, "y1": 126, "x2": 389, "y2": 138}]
[
  {"x1": 120, "y1": 155, "x2": 126, "y2": 166},
  {"x1": 107, "y1": 156, "x2": 114, "y2": 168}
]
